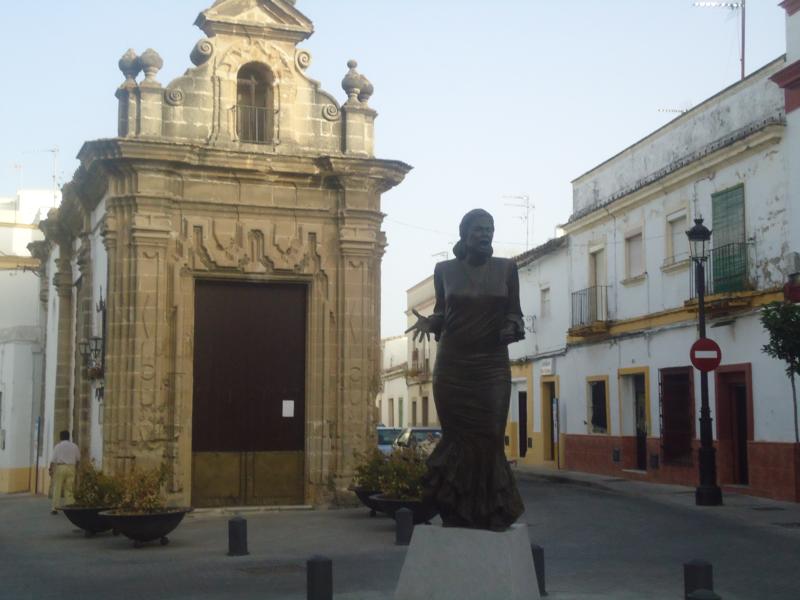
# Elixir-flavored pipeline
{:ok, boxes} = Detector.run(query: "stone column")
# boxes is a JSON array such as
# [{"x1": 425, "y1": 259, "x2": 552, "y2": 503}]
[
  {"x1": 334, "y1": 184, "x2": 384, "y2": 495},
  {"x1": 52, "y1": 241, "x2": 74, "y2": 444},
  {"x1": 102, "y1": 199, "x2": 133, "y2": 474},
  {"x1": 127, "y1": 200, "x2": 174, "y2": 472},
  {"x1": 73, "y1": 231, "x2": 93, "y2": 455}
]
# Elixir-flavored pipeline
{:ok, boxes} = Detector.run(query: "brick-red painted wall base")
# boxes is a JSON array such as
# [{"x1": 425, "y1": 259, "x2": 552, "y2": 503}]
[{"x1": 564, "y1": 435, "x2": 800, "y2": 502}]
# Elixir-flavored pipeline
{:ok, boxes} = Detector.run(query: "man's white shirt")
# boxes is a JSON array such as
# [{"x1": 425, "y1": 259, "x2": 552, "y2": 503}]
[{"x1": 51, "y1": 441, "x2": 80, "y2": 465}]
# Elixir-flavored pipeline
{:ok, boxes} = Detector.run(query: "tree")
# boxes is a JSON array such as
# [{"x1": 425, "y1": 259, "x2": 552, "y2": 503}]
[{"x1": 760, "y1": 301, "x2": 800, "y2": 443}]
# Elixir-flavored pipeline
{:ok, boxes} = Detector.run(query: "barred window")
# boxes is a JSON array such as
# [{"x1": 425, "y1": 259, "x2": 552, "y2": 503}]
[{"x1": 236, "y1": 63, "x2": 274, "y2": 144}]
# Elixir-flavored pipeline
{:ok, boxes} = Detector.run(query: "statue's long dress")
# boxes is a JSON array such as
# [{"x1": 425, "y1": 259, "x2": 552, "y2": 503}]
[{"x1": 425, "y1": 256, "x2": 525, "y2": 530}]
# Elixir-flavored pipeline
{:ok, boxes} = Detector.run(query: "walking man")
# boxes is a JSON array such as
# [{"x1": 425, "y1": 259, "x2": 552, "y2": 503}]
[{"x1": 49, "y1": 431, "x2": 80, "y2": 514}]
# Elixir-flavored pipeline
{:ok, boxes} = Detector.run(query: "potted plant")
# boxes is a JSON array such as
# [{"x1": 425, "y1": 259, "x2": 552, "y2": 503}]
[
  {"x1": 350, "y1": 448, "x2": 388, "y2": 516},
  {"x1": 369, "y1": 447, "x2": 438, "y2": 525},
  {"x1": 61, "y1": 462, "x2": 123, "y2": 537},
  {"x1": 100, "y1": 463, "x2": 192, "y2": 547}
]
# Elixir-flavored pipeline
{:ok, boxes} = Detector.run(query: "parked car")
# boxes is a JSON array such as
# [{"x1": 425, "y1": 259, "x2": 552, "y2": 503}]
[
  {"x1": 377, "y1": 426, "x2": 402, "y2": 455},
  {"x1": 392, "y1": 427, "x2": 442, "y2": 456}
]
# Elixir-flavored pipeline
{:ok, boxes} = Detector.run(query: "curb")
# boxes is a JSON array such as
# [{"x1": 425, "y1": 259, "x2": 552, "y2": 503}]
[
  {"x1": 190, "y1": 504, "x2": 315, "y2": 518},
  {"x1": 513, "y1": 468, "x2": 613, "y2": 492}
]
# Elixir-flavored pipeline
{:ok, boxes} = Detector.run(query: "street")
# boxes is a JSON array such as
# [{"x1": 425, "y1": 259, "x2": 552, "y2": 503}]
[{"x1": 1, "y1": 476, "x2": 798, "y2": 599}]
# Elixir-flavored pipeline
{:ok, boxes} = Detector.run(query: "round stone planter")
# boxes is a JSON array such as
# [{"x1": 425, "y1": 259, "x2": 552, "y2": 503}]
[
  {"x1": 368, "y1": 494, "x2": 438, "y2": 525},
  {"x1": 61, "y1": 506, "x2": 115, "y2": 537},
  {"x1": 100, "y1": 508, "x2": 192, "y2": 547},
  {"x1": 352, "y1": 487, "x2": 384, "y2": 516}
]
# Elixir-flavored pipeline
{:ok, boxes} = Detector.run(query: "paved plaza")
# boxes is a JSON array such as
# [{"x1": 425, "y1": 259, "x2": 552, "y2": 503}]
[{"x1": 1, "y1": 469, "x2": 799, "y2": 599}]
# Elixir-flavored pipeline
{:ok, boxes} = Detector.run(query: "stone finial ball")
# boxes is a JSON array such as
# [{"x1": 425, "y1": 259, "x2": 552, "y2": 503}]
[
  {"x1": 140, "y1": 48, "x2": 164, "y2": 79},
  {"x1": 342, "y1": 60, "x2": 362, "y2": 96},
  {"x1": 118, "y1": 49, "x2": 141, "y2": 80},
  {"x1": 357, "y1": 75, "x2": 374, "y2": 103}
]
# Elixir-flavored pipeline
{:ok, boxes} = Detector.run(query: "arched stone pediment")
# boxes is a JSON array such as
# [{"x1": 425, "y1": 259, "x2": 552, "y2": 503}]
[
  {"x1": 196, "y1": 0, "x2": 313, "y2": 43},
  {"x1": 217, "y1": 39, "x2": 292, "y2": 80}
]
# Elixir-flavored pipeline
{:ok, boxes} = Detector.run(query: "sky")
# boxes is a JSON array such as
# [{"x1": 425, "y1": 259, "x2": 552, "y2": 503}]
[{"x1": 0, "y1": 0, "x2": 787, "y2": 337}]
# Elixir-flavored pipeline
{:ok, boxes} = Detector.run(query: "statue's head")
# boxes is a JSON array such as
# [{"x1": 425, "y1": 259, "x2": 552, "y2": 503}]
[{"x1": 453, "y1": 209, "x2": 494, "y2": 260}]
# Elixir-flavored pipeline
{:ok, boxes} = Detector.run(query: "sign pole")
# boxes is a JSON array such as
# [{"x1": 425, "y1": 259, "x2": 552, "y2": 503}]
[{"x1": 694, "y1": 259, "x2": 723, "y2": 506}]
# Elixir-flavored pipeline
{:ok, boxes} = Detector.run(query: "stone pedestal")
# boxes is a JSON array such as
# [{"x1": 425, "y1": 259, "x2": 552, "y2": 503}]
[{"x1": 394, "y1": 524, "x2": 540, "y2": 600}]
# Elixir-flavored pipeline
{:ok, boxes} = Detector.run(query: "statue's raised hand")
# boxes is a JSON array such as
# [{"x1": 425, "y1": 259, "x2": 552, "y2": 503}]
[{"x1": 405, "y1": 308, "x2": 433, "y2": 342}]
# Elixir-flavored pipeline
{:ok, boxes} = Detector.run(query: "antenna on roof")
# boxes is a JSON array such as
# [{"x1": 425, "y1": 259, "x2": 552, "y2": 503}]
[
  {"x1": 692, "y1": 1, "x2": 745, "y2": 80},
  {"x1": 45, "y1": 147, "x2": 60, "y2": 207},
  {"x1": 657, "y1": 108, "x2": 689, "y2": 114},
  {"x1": 503, "y1": 194, "x2": 533, "y2": 251}
]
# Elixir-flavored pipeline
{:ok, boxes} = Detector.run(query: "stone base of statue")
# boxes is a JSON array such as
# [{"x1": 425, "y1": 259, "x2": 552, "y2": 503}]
[{"x1": 394, "y1": 524, "x2": 540, "y2": 600}]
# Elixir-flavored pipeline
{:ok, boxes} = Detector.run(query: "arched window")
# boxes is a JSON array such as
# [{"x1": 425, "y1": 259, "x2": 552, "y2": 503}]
[{"x1": 236, "y1": 63, "x2": 274, "y2": 144}]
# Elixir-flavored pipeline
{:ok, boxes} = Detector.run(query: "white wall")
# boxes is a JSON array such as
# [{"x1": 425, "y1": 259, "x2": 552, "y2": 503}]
[
  {"x1": 42, "y1": 249, "x2": 60, "y2": 469},
  {"x1": 558, "y1": 314, "x2": 796, "y2": 443},
  {"x1": 510, "y1": 241, "x2": 570, "y2": 362},
  {"x1": 559, "y1": 57, "x2": 797, "y2": 449},
  {"x1": 0, "y1": 335, "x2": 38, "y2": 473},
  {"x1": 785, "y1": 9, "x2": 800, "y2": 271},
  {"x1": 376, "y1": 335, "x2": 409, "y2": 428},
  {"x1": 0, "y1": 189, "x2": 57, "y2": 488},
  {"x1": 379, "y1": 373, "x2": 409, "y2": 428},
  {"x1": 788, "y1": 9, "x2": 799, "y2": 63},
  {"x1": 0, "y1": 272, "x2": 40, "y2": 330},
  {"x1": 571, "y1": 59, "x2": 785, "y2": 217}
]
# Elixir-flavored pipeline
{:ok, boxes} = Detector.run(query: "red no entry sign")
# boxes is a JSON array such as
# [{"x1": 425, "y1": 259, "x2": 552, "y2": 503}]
[{"x1": 690, "y1": 338, "x2": 722, "y2": 372}]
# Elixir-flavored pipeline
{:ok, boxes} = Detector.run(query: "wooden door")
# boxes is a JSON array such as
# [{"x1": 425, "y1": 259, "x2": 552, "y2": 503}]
[
  {"x1": 518, "y1": 391, "x2": 528, "y2": 459},
  {"x1": 542, "y1": 381, "x2": 556, "y2": 461},
  {"x1": 192, "y1": 280, "x2": 306, "y2": 507},
  {"x1": 633, "y1": 374, "x2": 647, "y2": 471}
]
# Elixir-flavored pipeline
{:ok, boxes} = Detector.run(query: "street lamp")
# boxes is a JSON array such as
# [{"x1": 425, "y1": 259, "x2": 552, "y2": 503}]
[
  {"x1": 78, "y1": 336, "x2": 105, "y2": 379},
  {"x1": 686, "y1": 217, "x2": 723, "y2": 506}
]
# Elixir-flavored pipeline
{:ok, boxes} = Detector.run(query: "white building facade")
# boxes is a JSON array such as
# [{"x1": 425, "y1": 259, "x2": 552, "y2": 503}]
[
  {"x1": 376, "y1": 335, "x2": 409, "y2": 428},
  {"x1": 505, "y1": 237, "x2": 570, "y2": 467},
  {"x1": 0, "y1": 190, "x2": 59, "y2": 493},
  {"x1": 559, "y1": 54, "x2": 800, "y2": 501},
  {"x1": 405, "y1": 276, "x2": 439, "y2": 428}
]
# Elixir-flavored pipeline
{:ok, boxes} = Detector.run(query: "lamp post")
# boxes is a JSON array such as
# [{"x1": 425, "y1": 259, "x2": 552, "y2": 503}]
[{"x1": 687, "y1": 217, "x2": 723, "y2": 506}]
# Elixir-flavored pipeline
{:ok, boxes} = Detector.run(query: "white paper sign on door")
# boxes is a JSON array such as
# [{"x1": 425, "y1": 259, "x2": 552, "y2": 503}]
[{"x1": 282, "y1": 400, "x2": 295, "y2": 418}]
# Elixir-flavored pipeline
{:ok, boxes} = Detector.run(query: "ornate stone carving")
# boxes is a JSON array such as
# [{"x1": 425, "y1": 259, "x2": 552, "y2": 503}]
[
  {"x1": 322, "y1": 104, "x2": 340, "y2": 122},
  {"x1": 165, "y1": 87, "x2": 185, "y2": 106},
  {"x1": 296, "y1": 49, "x2": 312, "y2": 71},
  {"x1": 217, "y1": 39, "x2": 291, "y2": 77},
  {"x1": 190, "y1": 38, "x2": 214, "y2": 66},
  {"x1": 180, "y1": 217, "x2": 324, "y2": 278},
  {"x1": 118, "y1": 49, "x2": 141, "y2": 84},
  {"x1": 139, "y1": 48, "x2": 164, "y2": 83}
]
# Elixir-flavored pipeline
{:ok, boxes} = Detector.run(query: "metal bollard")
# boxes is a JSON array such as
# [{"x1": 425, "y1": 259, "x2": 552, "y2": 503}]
[
  {"x1": 395, "y1": 508, "x2": 414, "y2": 546},
  {"x1": 684, "y1": 560, "x2": 714, "y2": 599},
  {"x1": 307, "y1": 555, "x2": 333, "y2": 600},
  {"x1": 688, "y1": 590, "x2": 721, "y2": 600},
  {"x1": 530, "y1": 543, "x2": 547, "y2": 596},
  {"x1": 227, "y1": 516, "x2": 249, "y2": 556}
]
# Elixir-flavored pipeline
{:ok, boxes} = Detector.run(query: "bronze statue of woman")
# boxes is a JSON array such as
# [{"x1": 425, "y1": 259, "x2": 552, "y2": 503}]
[{"x1": 406, "y1": 208, "x2": 525, "y2": 531}]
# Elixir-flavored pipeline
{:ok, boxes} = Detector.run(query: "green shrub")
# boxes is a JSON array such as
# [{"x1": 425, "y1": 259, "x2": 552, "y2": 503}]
[
  {"x1": 378, "y1": 447, "x2": 427, "y2": 501},
  {"x1": 352, "y1": 448, "x2": 387, "y2": 491},
  {"x1": 116, "y1": 463, "x2": 169, "y2": 514},
  {"x1": 73, "y1": 462, "x2": 123, "y2": 508}
]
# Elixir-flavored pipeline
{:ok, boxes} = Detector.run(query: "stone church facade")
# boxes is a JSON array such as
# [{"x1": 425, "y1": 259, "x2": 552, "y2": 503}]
[{"x1": 35, "y1": 0, "x2": 409, "y2": 506}]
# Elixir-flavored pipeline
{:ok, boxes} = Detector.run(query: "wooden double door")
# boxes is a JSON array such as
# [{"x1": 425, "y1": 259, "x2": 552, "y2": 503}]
[{"x1": 192, "y1": 280, "x2": 306, "y2": 507}]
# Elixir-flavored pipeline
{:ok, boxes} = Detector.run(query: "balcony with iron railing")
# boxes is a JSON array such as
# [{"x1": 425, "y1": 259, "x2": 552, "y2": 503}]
[
  {"x1": 235, "y1": 105, "x2": 275, "y2": 144},
  {"x1": 689, "y1": 242, "x2": 751, "y2": 299},
  {"x1": 570, "y1": 285, "x2": 610, "y2": 332}
]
